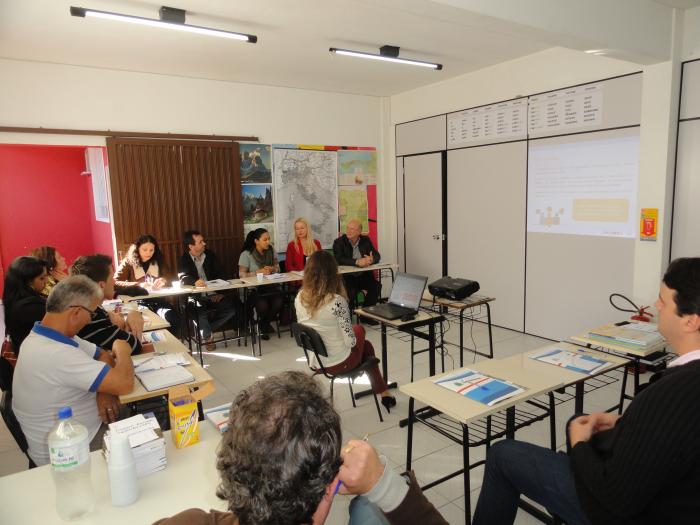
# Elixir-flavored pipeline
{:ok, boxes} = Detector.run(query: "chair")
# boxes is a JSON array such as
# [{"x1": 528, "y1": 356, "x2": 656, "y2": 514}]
[
  {"x1": 0, "y1": 390, "x2": 36, "y2": 468},
  {"x1": 292, "y1": 323, "x2": 384, "y2": 422}
]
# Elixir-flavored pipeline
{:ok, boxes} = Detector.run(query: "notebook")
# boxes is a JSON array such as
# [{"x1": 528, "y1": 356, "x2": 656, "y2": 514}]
[
  {"x1": 136, "y1": 365, "x2": 195, "y2": 391},
  {"x1": 362, "y1": 272, "x2": 428, "y2": 320}
]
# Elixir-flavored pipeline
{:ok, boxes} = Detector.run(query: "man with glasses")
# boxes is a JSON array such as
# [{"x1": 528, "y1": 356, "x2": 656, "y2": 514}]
[
  {"x1": 70, "y1": 254, "x2": 145, "y2": 355},
  {"x1": 13, "y1": 276, "x2": 135, "y2": 466}
]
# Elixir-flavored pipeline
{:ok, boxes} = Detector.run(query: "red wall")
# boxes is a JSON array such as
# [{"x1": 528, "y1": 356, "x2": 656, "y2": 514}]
[{"x1": 0, "y1": 144, "x2": 114, "y2": 296}]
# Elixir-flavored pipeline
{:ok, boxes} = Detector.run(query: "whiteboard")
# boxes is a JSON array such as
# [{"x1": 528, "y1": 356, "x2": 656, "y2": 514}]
[
  {"x1": 395, "y1": 115, "x2": 446, "y2": 156},
  {"x1": 447, "y1": 142, "x2": 527, "y2": 331}
]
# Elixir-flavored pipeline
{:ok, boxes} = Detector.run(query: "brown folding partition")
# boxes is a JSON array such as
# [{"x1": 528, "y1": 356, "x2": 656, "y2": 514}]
[{"x1": 106, "y1": 138, "x2": 243, "y2": 278}]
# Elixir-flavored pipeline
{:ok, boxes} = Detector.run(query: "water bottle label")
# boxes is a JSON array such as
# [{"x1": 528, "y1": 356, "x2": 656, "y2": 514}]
[{"x1": 50, "y1": 443, "x2": 89, "y2": 471}]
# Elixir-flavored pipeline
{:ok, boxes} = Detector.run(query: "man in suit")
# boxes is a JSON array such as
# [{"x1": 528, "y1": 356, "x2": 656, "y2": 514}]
[
  {"x1": 178, "y1": 230, "x2": 237, "y2": 349},
  {"x1": 333, "y1": 219, "x2": 381, "y2": 310}
]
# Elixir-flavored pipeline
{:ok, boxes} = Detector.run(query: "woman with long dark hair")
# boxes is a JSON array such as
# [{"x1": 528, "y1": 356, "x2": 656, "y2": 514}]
[
  {"x1": 3, "y1": 256, "x2": 49, "y2": 352},
  {"x1": 115, "y1": 234, "x2": 180, "y2": 334},
  {"x1": 238, "y1": 228, "x2": 283, "y2": 340},
  {"x1": 29, "y1": 246, "x2": 68, "y2": 297},
  {"x1": 294, "y1": 250, "x2": 395, "y2": 411}
]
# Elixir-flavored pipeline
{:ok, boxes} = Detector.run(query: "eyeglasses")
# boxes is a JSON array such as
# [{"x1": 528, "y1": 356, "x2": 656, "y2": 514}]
[{"x1": 70, "y1": 305, "x2": 97, "y2": 319}]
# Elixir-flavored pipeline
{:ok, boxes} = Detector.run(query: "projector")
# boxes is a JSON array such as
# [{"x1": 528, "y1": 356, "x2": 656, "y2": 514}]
[{"x1": 428, "y1": 276, "x2": 480, "y2": 301}]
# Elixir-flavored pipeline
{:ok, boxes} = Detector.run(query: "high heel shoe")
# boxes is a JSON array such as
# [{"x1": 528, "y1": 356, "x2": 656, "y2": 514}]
[{"x1": 381, "y1": 395, "x2": 396, "y2": 413}]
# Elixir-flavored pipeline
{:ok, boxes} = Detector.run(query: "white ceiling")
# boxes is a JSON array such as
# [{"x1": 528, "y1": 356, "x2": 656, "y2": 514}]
[{"x1": 0, "y1": 0, "x2": 692, "y2": 97}]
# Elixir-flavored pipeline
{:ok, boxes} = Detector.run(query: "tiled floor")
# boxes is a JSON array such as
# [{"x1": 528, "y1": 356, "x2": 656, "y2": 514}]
[{"x1": 0, "y1": 319, "x2": 637, "y2": 524}]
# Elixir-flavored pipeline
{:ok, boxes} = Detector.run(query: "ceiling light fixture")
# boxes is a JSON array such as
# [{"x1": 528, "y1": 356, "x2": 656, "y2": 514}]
[
  {"x1": 69, "y1": 6, "x2": 257, "y2": 43},
  {"x1": 329, "y1": 45, "x2": 442, "y2": 70}
]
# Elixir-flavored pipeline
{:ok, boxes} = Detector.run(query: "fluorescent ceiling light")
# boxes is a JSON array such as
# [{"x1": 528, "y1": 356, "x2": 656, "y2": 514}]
[
  {"x1": 70, "y1": 6, "x2": 257, "y2": 43},
  {"x1": 329, "y1": 47, "x2": 442, "y2": 70}
]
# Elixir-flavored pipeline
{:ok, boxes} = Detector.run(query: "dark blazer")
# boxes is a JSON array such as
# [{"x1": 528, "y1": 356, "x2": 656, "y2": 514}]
[
  {"x1": 177, "y1": 250, "x2": 228, "y2": 285},
  {"x1": 6, "y1": 294, "x2": 46, "y2": 352},
  {"x1": 332, "y1": 235, "x2": 380, "y2": 267}
]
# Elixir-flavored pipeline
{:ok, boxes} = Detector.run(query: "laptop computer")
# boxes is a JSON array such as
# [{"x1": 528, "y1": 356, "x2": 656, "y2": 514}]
[{"x1": 363, "y1": 272, "x2": 428, "y2": 321}]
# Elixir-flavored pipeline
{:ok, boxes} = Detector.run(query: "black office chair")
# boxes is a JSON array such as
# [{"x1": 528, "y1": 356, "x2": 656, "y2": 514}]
[
  {"x1": 292, "y1": 323, "x2": 384, "y2": 422},
  {"x1": 0, "y1": 390, "x2": 36, "y2": 469}
]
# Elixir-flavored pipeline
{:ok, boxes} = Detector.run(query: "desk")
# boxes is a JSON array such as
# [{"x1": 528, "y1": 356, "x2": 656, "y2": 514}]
[
  {"x1": 422, "y1": 293, "x2": 496, "y2": 363},
  {"x1": 0, "y1": 425, "x2": 225, "y2": 524},
  {"x1": 570, "y1": 323, "x2": 670, "y2": 398},
  {"x1": 401, "y1": 358, "x2": 565, "y2": 523},
  {"x1": 141, "y1": 308, "x2": 171, "y2": 332},
  {"x1": 120, "y1": 331, "x2": 215, "y2": 405}
]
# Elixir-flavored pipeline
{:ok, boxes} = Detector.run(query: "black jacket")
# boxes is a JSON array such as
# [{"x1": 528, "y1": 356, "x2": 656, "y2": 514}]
[
  {"x1": 332, "y1": 235, "x2": 380, "y2": 267},
  {"x1": 6, "y1": 294, "x2": 46, "y2": 352},
  {"x1": 177, "y1": 250, "x2": 228, "y2": 285}
]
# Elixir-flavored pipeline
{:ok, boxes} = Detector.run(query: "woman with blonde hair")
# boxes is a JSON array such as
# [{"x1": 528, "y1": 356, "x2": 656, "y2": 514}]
[
  {"x1": 285, "y1": 217, "x2": 321, "y2": 272},
  {"x1": 294, "y1": 250, "x2": 395, "y2": 412},
  {"x1": 29, "y1": 246, "x2": 68, "y2": 297}
]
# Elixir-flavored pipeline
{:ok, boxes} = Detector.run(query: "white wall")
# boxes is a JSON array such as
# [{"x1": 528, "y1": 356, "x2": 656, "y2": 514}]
[
  {"x1": 388, "y1": 47, "x2": 679, "y2": 314},
  {"x1": 683, "y1": 5, "x2": 700, "y2": 60}
]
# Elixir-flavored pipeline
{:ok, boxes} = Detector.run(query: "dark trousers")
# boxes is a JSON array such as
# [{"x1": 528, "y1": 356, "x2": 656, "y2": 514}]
[
  {"x1": 473, "y1": 440, "x2": 591, "y2": 525},
  {"x1": 246, "y1": 288, "x2": 284, "y2": 332},
  {"x1": 344, "y1": 272, "x2": 380, "y2": 308},
  {"x1": 324, "y1": 325, "x2": 388, "y2": 395}
]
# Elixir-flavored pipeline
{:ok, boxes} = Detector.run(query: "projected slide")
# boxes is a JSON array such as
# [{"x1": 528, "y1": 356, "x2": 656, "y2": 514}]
[{"x1": 527, "y1": 135, "x2": 639, "y2": 237}]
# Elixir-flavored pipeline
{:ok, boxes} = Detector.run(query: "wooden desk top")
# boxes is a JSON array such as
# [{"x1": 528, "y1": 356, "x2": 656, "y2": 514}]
[
  {"x1": 422, "y1": 292, "x2": 495, "y2": 311},
  {"x1": 338, "y1": 262, "x2": 398, "y2": 275},
  {"x1": 400, "y1": 355, "x2": 565, "y2": 424},
  {"x1": 0, "y1": 425, "x2": 224, "y2": 524},
  {"x1": 120, "y1": 331, "x2": 215, "y2": 404},
  {"x1": 141, "y1": 309, "x2": 170, "y2": 332},
  {"x1": 355, "y1": 308, "x2": 443, "y2": 328}
]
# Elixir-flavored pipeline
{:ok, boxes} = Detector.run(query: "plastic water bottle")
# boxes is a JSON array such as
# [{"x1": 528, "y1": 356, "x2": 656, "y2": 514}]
[{"x1": 48, "y1": 407, "x2": 95, "y2": 520}]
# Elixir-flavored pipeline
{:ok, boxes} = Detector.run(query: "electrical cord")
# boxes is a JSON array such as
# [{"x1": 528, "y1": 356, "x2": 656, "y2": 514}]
[{"x1": 609, "y1": 293, "x2": 642, "y2": 314}]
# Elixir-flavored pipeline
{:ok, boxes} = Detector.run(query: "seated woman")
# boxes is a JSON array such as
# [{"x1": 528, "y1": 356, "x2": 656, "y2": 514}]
[
  {"x1": 285, "y1": 217, "x2": 322, "y2": 272},
  {"x1": 294, "y1": 250, "x2": 396, "y2": 412},
  {"x1": 29, "y1": 246, "x2": 68, "y2": 297},
  {"x1": 114, "y1": 234, "x2": 180, "y2": 334},
  {"x1": 3, "y1": 256, "x2": 49, "y2": 353},
  {"x1": 238, "y1": 228, "x2": 283, "y2": 340}
]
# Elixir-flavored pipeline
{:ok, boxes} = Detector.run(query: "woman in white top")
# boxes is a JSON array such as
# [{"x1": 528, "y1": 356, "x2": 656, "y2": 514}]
[{"x1": 295, "y1": 250, "x2": 396, "y2": 412}]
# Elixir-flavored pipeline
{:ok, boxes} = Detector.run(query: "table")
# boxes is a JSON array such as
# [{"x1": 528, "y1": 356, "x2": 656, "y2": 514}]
[
  {"x1": 0, "y1": 425, "x2": 225, "y2": 524},
  {"x1": 141, "y1": 308, "x2": 170, "y2": 332},
  {"x1": 120, "y1": 331, "x2": 215, "y2": 405},
  {"x1": 570, "y1": 322, "x2": 670, "y2": 399},
  {"x1": 421, "y1": 292, "x2": 496, "y2": 363},
  {"x1": 401, "y1": 358, "x2": 565, "y2": 523}
]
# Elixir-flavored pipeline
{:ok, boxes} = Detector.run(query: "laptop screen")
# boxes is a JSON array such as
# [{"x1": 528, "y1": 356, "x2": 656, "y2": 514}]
[{"x1": 388, "y1": 273, "x2": 428, "y2": 310}]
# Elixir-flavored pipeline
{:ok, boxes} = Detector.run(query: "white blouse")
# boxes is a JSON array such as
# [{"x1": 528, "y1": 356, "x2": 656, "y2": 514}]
[{"x1": 294, "y1": 293, "x2": 356, "y2": 367}]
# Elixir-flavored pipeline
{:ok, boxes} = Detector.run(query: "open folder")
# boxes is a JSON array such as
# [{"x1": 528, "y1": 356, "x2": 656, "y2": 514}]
[{"x1": 136, "y1": 366, "x2": 194, "y2": 391}]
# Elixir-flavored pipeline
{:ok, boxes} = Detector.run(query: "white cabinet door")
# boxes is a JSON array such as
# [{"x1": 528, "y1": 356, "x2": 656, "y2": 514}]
[{"x1": 403, "y1": 153, "x2": 443, "y2": 283}]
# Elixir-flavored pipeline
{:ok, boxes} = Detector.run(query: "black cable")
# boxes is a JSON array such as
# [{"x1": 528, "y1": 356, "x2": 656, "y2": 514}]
[{"x1": 609, "y1": 293, "x2": 641, "y2": 314}]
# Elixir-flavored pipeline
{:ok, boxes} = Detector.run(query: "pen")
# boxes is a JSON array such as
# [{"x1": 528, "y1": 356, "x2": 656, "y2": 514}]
[{"x1": 134, "y1": 357, "x2": 154, "y2": 368}]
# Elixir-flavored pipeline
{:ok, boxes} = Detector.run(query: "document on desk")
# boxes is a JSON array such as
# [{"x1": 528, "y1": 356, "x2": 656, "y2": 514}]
[
  {"x1": 529, "y1": 348, "x2": 609, "y2": 375},
  {"x1": 133, "y1": 352, "x2": 188, "y2": 372},
  {"x1": 433, "y1": 370, "x2": 525, "y2": 406},
  {"x1": 264, "y1": 273, "x2": 287, "y2": 281},
  {"x1": 136, "y1": 365, "x2": 194, "y2": 391},
  {"x1": 142, "y1": 329, "x2": 168, "y2": 344},
  {"x1": 205, "y1": 279, "x2": 230, "y2": 288}
]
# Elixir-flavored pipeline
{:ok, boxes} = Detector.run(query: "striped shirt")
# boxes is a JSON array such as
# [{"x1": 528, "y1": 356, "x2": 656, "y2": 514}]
[{"x1": 77, "y1": 306, "x2": 143, "y2": 355}]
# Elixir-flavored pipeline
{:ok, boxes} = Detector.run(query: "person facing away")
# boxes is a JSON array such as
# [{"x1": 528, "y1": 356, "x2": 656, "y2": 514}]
[
  {"x1": 332, "y1": 219, "x2": 381, "y2": 309},
  {"x1": 29, "y1": 246, "x2": 68, "y2": 297},
  {"x1": 238, "y1": 227, "x2": 283, "y2": 340},
  {"x1": 285, "y1": 217, "x2": 322, "y2": 272},
  {"x1": 473, "y1": 256, "x2": 700, "y2": 525},
  {"x1": 177, "y1": 230, "x2": 237, "y2": 348},
  {"x1": 70, "y1": 254, "x2": 145, "y2": 355},
  {"x1": 153, "y1": 371, "x2": 447, "y2": 525},
  {"x1": 2, "y1": 256, "x2": 48, "y2": 354},
  {"x1": 12, "y1": 275, "x2": 134, "y2": 466},
  {"x1": 294, "y1": 250, "x2": 396, "y2": 412}
]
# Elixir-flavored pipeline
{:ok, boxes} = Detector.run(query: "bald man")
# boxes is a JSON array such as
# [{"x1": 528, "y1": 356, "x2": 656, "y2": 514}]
[{"x1": 333, "y1": 219, "x2": 381, "y2": 310}]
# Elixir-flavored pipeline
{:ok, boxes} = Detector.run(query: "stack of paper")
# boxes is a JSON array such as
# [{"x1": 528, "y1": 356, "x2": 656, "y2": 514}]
[
  {"x1": 203, "y1": 403, "x2": 231, "y2": 434},
  {"x1": 530, "y1": 348, "x2": 609, "y2": 375},
  {"x1": 103, "y1": 414, "x2": 166, "y2": 477},
  {"x1": 205, "y1": 279, "x2": 230, "y2": 288},
  {"x1": 433, "y1": 370, "x2": 525, "y2": 406},
  {"x1": 264, "y1": 273, "x2": 287, "y2": 281},
  {"x1": 588, "y1": 323, "x2": 664, "y2": 350},
  {"x1": 133, "y1": 352, "x2": 194, "y2": 391}
]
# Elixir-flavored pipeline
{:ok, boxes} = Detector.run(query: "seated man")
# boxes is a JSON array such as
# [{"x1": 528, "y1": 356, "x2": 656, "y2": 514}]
[
  {"x1": 13, "y1": 276, "x2": 135, "y2": 466},
  {"x1": 155, "y1": 371, "x2": 447, "y2": 525},
  {"x1": 177, "y1": 230, "x2": 237, "y2": 349},
  {"x1": 473, "y1": 257, "x2": 700, "y2": 525},
  {"x1": 333, "y1": 219, "x2": 381, "y2": 309},
  {"x1": 70, "y1": 254, "x2": 145, "y2": 355}
]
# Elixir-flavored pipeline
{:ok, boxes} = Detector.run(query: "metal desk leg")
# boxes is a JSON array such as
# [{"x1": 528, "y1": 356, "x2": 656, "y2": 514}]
[
  {"x1": 633, "y1": 358, "x2": 641, "y2": 394},
  {"x1": 459, "y1": 309, "x2": 465, "y2": 367},
  {"x1": 463, "y1": 424, "x2": 471, "y2": 525},
  {"x1": 485, "y1": 302, "x2": 494, "y2": 359},
  {"x1": 406, "y1": 397, "x2": 415, "y2": 471},
  {"x1": 381, "y1": 323, "x2": 388, "y2": 380},
  {"x1": 505, "y1": 407, "x2": 515, "y2": 439},
  {"x1": 428, "y1": 323, "x2": 436, "y2": 376},
  {"x1": 617, "y1": 363, "x2": 630, "y2": 414},
  {"x1": 574, "y1": 382, "x2": 584, "y2": 414},
  {"x1": 549, "y1": 392, "x2": 557, "y2": 450}
]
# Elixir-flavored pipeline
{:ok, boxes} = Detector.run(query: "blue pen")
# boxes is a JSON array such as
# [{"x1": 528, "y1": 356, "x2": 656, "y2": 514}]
[{"x1": 333, "y1": 479, "x2": 343, "y2": 496}]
